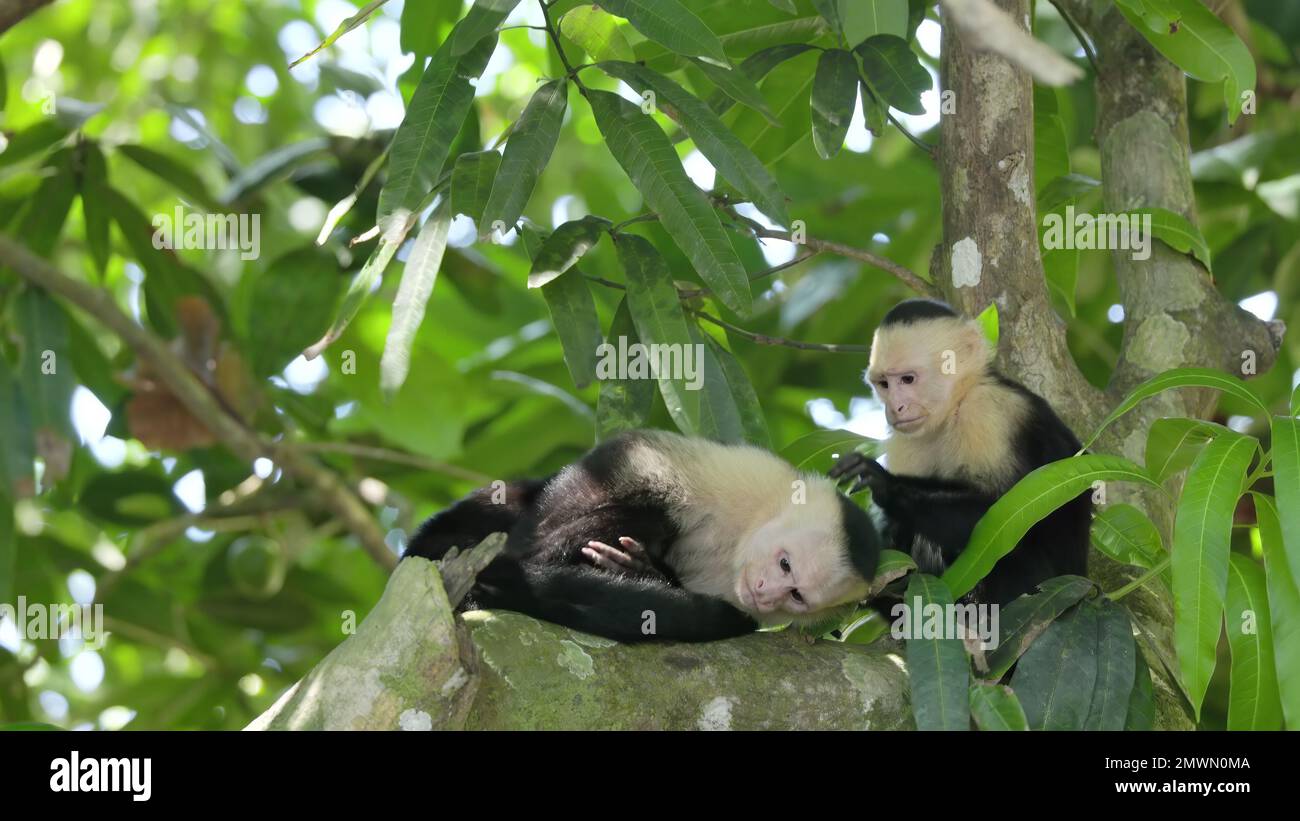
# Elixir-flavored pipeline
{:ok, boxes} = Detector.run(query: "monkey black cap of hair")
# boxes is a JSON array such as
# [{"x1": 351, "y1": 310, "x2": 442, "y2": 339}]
[
  {"x1": 880, "y1": 298, "x2": 958, "y2": 326},
  {"x1": 837, "y1": 494, "x2": 881, "y2": 581}
]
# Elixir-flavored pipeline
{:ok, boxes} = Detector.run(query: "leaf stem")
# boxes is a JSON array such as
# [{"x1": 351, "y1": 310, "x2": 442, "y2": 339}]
[{"x1": 1107, "y1": 556, "x2": 1171, "y2": 601}]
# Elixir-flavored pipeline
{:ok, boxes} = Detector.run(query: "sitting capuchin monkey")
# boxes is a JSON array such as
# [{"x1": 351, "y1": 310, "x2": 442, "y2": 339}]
[
  {"x1": 405, "y1": 430, "x2": 882, "y2": 642},
  {"x1": 830, "y1": 299, "x2": 1091, "y2": 606}
]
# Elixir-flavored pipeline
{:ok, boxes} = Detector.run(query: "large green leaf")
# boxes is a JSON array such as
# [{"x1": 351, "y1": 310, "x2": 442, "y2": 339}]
[
  {"x1": 840, "y1": 0, "x2": 908, "y2": 47},
  {"x1": 810, "y1": 49, "x2": 858, "y2": 159},
  {"x1": 1144, "y1": 417, "x2": 1231, "y2": 483},
  {"x1": 1125, "y1": 651, "x2": 1156, "y2": 730},
  {"x1": 596, "y1": 298, "x2": 655, "y2": 439},
  {"x1": 597, "y1": 61, "x2": 789, "y2": 226},
  {"x1": 1091, "y1": 504, "x2": 1164, "y2": 569},
  {"x1": 943, "y1": 456, "x2": 1158, "y2": 600},
  {"x1": 699, "y1": 333, "x2": 770, "y2": 447},
  {"x1": 117, "y1": 144, "x2": 221, "y2": 211},
  {"x1": 689, "y1": 58, "x2": 779, "y2": 126},
  {"x1": 687, "y1": 325, "x2": 745, "y2": 443},
  {"x1": 77, "y1": 142, "x2": 111, "y2": 278},
  {"x1": 968, "y1": 683, "x2": 1028, "y2": 731},
  {"x1": 452, "y1": 0, "x2": 522, "y2": 54},
  {"x1": 524, "y1": 225, "x2": 603, "y2": 391},
  {"x1": 450, "y1": 150, "x2": 501, "y2": 223},
  {"x1": 526, "y1": 215, "x2": 611, "y2": 289},
  {"x1": 1084, "y1": 598, "x2": 1137, "y2": 730},
  {"x1": 306, "y1": 211, "x2": 415, "y2": 358},
  {"x1": 381, "y1": 202, "x2": 452, "y2": 397},
  {"x1": 0, "y1": 358, "x2": 35, "y2": 499},
  {"x1": 615, "y1": 233, "x2": 700, "y2": 435},
  {"x1": 779, "y1": 428, "x2": 877, "y2": 472},
  {"x1": 1012, "y1": 602, "x2": 1098, "y2": 730},
  {"x1": 856, "y1": 34, "x2": 928, "y2": 115},
  {"x1": 378, "y1": 29, "x2": 496, "y2": 220},
  {"x1": 246, "y1": 247, "x2": 344, "y2": 378},
  {"x1": 560, "y1": 4, "x2": 636, "y2": 63},
  {"x1": 985, "y1": 575, "x2": 1096, "y2": 680},
  {"x1": 707, "y1": 43, "x2": 816, "y2": 118},
  {"x1": 599, "y1": 0, "x2": 729, "y2": 66},
  {"x1": 904, "y1": 574, "x2": 970, "y2": 730},
  {"x1": 589, "y1": 90, "x2": 751, "y2": 315},
  {"x1": 1171, "y1": 430, "x2": 1255, "y2": 720},
  {"x1": 480, "y1": 79, "x2": 568, "y2": 238},
  {"x1": 15, "y1": 288, "x2": 76, "y2": 439},
  {"x1": 1271, "y1": 416, "x2": 1300, "y2": 591},
  {"x1": 1131, "y1": 207, "x2": 1212, "y2": 272},
  {"x1": 1082, "y1": 367, "x2": 1268, "y2": 450},
  {"x1": 1225, "y1": 552, "x2": 1283, "y2": 729},
  {"x1": 1114, "y1": 0, "x2": 1255, "y2": 124},
  {"x1": 1252, "y1": 493, "x2": 1300, "y2": 729}
]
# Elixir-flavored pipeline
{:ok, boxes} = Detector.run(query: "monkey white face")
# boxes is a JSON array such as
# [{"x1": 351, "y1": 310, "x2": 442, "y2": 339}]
[
  {"x1": 734, "y1": 510, "x2": 868, "y2": 621},
  {"x1": 867, "y1": 317, "x2": 988, "y2": 437}
]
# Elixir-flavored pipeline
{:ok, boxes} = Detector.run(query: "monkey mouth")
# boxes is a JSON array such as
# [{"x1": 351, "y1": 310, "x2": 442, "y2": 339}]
[{"x1": 892, "y1": 415, "x2": 926, "y2": 431}]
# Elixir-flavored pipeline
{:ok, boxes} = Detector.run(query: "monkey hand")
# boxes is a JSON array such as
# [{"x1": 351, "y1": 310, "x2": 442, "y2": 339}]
[
  {"x1": 582, "y1": 537, "x2": 668, "y2": 580},
  {"x1": 829, "y1": 452, "x2": 890, "y2": 499}
]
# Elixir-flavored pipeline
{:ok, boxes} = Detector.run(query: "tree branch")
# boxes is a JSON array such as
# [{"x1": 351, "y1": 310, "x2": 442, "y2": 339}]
[
  {"x1": 745, "y1": 225, "x2": 941, "y2": 299},
  {"x1": 0, "y1": 233, "x2": 397, "y2": 571},
  {"x1": 0, "y1": 0, "x2": 52, "y2": 34}
]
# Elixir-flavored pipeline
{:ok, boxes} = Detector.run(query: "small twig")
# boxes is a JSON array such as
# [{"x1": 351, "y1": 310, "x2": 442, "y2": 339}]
[
  {"x1": 539, "y1": 0, "x2": 587, "y2": 95},
  {"x1": 743, "y1": 222, "x2": 940, "y2": 298},
  {"x1": 611, "y1": 212, "x2": 659, "y2": 233},
  {"x1": 1047, "y1": 0, "x2": 1100, "y2": 76},
  {"x1": 1107, "y1": 557, "x2": 1171, "y2": 601},
  {"x1": 692, "y1": 309, "x2": 870, "y2": 353},
  {"x1": 296, "y1": 440, "x2": 492, "y2": 485},
  {"x1": 885, "y1": 109, "x2": 938, "y2": 157}
]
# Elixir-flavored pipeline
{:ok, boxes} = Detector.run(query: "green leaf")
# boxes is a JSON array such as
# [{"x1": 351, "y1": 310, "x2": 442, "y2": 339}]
[
  {"x1": 1114, "y1": 0, "x2": 1255, "y2": 124},
  {"x1": 1144, "y1": 417, "x2": 1231, "y2": 483},
  {"x1": 117, "y1": 144, "x2": 221, "y2": 210},
  {"x1": 450, "y1": 150, "x2": 501, "y2": 223},
  {"x1": 615, "y1": 233, "x2": 700, "y2": 435},
  {"x1": 246, "y1": 247, "x2": 345, "y2": 378},
  {"x1": 401, "y1": 0, "x2": 461, "y2": 65},
  {"x1": 969, "y1": 683, "x2": 1028, "y2": 731},
  {"x1": 904, "y1": 574, "x2": 970, "y2": 730},
  {"x1": 15, "y1": 289, "x2": 76, "y2": 438},
  {"x1": 219, "y1": 138, "x2": 332, "y2": 207},
  {"x1": 1292, "y1": 383, "x2": 1300, "y2": 418},
  {"x1": 1125, "y1": 650, "x2": 1156, "y2": 729},
  {"x1": 378, "y1": 29, "x2": 497, "y2": 220},
  {"x1": 1091, "y1": 504, "x2": 1164, "y2": 569},
  {"x1": 811, "y1": 0, "x2": 843, "y2": 37},
  {"x1": 598, "y1": 61, "x2": 789, "y2": 226},
  {"x1": 560, "y1": 4, "x2": 636, "y2": 63},
  {"x1": 598, "y1": 0, "x2": 729, "y2": 66},
  {"x1": 289, "y1": 0, "x2": 390, "y2": 67},
  {"x1": 700, "y1": 333, "x2": 770, "y2": 447},
  {"x1": 768, "y1": 0, "x2": 797, "y2": 13},
  {"x1": 596, "y1": 298, "x2": 655, "y2": 439},
  {"x1": 810, "y1": 49, "x2": 858, "y2": 159},
  {"x1": 0, "y1": 358, "x2": 35, "y2": 499},
  {"x1": 707, "y1": 43, "x2": 816, "y2": 118},
  {"x1": 687, "y1": 325, "x2": 745, "y2": 443},
  {"x1": 78, "y1": 142, "x2": 111, "y2": 277},
  {"x1": 306, "y1": 211, "x2": 416, "y2": 359},
  {"x1": 1252, "y1": 493, "x2": 1300, "y2": 729},
  {"x1": 726, "y1": 48, "x2": 818, "y2": 165},
  {"x1": 452, "y1": 0, "x2": 522, "y2": 55},
  {"x1": 779, "y1": 428, "x2": 877, "y2": 472},
  {"x1": 1082, "y1": 367, "x2": 1269, "y2": 451},
  {"x1": 986, "y1": 575, "x2": 1096, "y2": 680},
  {"x1": 1171, "y1": 430, "x2": 1256, "y2": 720},
  {"x1": 690, "y1": 57, "x2": 779, "y2": 126},
  {"x1": 480, "y1": 79, "x2": 568, "y2": 238},
  {"x1": 841, "y1": 0, "x2": 909, "y2": 48},
  {"x1": 1085, "y1": 598, "x2": 1137, "y2": 730},
  {"x1": 856, "y1": 34, "x2": 929, "y2": 115},
  {"x1": 1011, "y1": 602, "x2": 1098, "y2": 730},
  {"x1": 1269, "y1": 416, "x2": 1300, "y2": 592},
  {"x1": 1131, "y1": 207, "x2": 1212, "y2": 271},
  {"x1": 17, "y1": 154, "x2": 75, "y2": 257},
  {"x1": 1038, "y1": 173, "x2": 1100, "y2": 212},
  {"x1": 381, "y1": 202, "x2": 452, "y2": 397},
  {"x1": 526, "y1": 215, "x2": 611, "y2": 289},
  {"x1": 943, "y1": 456, "x2": 1158, "y2": 600},
  {"x1": 524, "y1": 225, "x2": 603, "y2": 391},
  {"x1": 1225, "y1": 553, "x2": 1283, "y2": 729},
  {"x1": 588, "y1": 90, "x2": 751, "y2": 315}
]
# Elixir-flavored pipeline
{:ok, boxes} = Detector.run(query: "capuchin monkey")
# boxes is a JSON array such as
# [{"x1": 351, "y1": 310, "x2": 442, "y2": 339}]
[
  {"x1": 405, "y1": 430, "x2": 881, "y2": 642},
  {"x1": 830, "y1": 299, "x2": 1091, "y2": 606}
]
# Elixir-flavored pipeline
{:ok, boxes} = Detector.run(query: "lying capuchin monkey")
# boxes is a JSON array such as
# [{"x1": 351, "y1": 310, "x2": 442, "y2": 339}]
[
  {"x1": 405, "y1": 430, "x2": 881, "y2": 642},
  {"x1": 831, "y1": 299, "x2": 1091, "y2": 606}
]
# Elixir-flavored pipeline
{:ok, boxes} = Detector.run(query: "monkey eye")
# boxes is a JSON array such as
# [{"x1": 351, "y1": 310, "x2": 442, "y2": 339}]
[
  {"x1": 779, "y1": 556, "x2": 791, "y2": 574},
  {"x1": 791, "y1": 589, "x2": 804, "y2": 604},
  {"x1": 901, "y1": 374, "x2": 915, "y2": 385},
  {"x1": 876, "y1": 379, "x2": 888, "y2": 389}
]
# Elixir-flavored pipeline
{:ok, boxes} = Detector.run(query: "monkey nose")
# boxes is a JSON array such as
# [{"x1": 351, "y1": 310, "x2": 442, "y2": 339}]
[{"x1": 754, "y1": 578, "x2": 765, "y2": 590}]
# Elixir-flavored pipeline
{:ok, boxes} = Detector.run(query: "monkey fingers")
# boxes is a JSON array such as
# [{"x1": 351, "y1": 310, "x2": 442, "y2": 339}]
[{"x1": 582, "y1": 538, "x2": 660, "y2": 576}]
